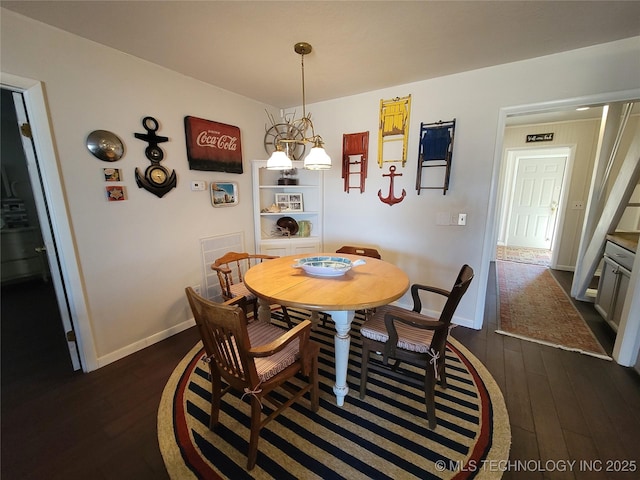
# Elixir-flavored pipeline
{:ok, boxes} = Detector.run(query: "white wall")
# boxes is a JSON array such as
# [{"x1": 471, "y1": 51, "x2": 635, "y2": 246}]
[
  {"x1": 306, "y1": 36, "x2": 640, "y2": 327},
  {"x1": 2, "y1": 9, "x2": 639, "y2": 368},
  {"x1": 1, "y1": 10, "x2": 279, "y2": 367}
]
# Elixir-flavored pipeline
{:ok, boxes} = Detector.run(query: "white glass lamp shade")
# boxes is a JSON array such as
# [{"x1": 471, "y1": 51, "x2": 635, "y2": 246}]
[
  {"x1": 303, "y1": 146, "x2": 331, "y2": 170},
  {"x1": 266, "y1": 150, "x2": 293, "y2": 170}
]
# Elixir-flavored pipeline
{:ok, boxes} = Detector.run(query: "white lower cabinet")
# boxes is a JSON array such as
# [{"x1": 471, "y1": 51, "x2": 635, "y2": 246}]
[
  {"x1": 259, "y1": 238, "x2": 320, "y2": 257},
  {"x1": 595, "y1": 241, "x2": 634, "y2": 332}
]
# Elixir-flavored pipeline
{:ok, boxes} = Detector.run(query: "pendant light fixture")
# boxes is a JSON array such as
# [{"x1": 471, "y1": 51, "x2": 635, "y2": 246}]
[{"x1": 266, "y1": 42, "x2": 331, "y2": 170}]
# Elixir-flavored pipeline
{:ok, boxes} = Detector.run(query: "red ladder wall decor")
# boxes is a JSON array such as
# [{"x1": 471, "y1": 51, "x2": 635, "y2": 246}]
[{"x1": 342, "y1": 132, "x2": 369, "y2": 193}]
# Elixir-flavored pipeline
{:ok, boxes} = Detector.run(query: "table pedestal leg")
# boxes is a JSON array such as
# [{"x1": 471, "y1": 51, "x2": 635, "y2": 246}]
[
  {"x1": 256, "y1": 298, "x2": 272, "y2": 323},
  {"x1": 326, "y1": 310, "x2": 355, "y2": 406}
]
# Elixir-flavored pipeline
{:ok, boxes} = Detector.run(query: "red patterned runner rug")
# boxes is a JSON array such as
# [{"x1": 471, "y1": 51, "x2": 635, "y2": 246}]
[{"x1": 495, "y1": 260, "x2": 610, "y2": 359}]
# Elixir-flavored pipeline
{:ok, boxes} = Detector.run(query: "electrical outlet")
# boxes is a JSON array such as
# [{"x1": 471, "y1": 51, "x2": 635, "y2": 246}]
[{"x1": 458, "y1": 213, "x2": 467, "y2": 226}]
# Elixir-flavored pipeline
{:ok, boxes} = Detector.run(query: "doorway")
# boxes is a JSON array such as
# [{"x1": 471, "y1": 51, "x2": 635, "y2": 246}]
[
  {"x1": 506, "y1": 151, "x2": 567, "y2": 249},
  {"x1": 497, "y1": 146, "x2": 570, "y2": 267},
  {"x1": 0, "y1": 88, "x2": 79, "y2": 373},
  {"x1": 481, "y1": 91, "x2": 640, "y2": 365}
]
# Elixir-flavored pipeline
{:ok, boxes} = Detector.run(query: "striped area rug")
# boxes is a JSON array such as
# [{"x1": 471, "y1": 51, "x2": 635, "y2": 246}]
[{"x1": 158, "y1": 310, "x2": 510, "y2": 479}]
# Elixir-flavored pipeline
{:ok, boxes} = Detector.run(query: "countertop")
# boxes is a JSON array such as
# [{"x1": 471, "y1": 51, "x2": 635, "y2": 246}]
[{"x1": 607, "y1": 232, "x2": 640, "y2": 253}]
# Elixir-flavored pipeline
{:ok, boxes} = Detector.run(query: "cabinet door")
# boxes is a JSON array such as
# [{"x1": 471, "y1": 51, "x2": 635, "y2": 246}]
[
  {"x1": 291, "y1": 240, "x2": 320, "y2": 256},
  {"x1": 610, "y1": 267, "x2": 631, "y2": 329},
  {"x1": 595, "y1": 257, "x2": 618, "y2": 321},
  {"x1": 260, "y1": 244, "x2": 289, "y2": 257}
]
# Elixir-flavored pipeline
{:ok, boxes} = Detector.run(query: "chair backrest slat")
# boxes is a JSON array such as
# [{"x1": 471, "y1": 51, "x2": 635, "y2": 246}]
[
  {"x1": 212, "y1": 252, "x2": 279, "y2": 301},
  {"x1": 185, "y1": 287, "x2": 258, "y2": 386},
  {"x1": 217, "y1": 332, "x2": 244, "y2": 379}
]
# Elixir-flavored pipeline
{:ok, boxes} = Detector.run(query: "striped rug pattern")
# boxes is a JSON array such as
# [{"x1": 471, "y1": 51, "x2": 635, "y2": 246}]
[{"x1": 158, "y1": 310, "x2": 510, "y2": 479}]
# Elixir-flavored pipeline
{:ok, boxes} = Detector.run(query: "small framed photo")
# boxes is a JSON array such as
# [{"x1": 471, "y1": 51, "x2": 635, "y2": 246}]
[
  {"x1": 103, "y1": 168, "x2": 122, "y2": 182},
  {"x1": 275, "y1": 193, "x2": 303, "y2": 212},
  {"x1": 106, "y1": 185, "x2": 127, "y2": 201},
  {"x1": 211, "y1": 182, "x2": 239, "y2": 207}
]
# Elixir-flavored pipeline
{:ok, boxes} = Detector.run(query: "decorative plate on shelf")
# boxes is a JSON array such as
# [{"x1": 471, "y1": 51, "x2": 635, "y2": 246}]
[
  {"x1": 292, "y1": 256, "x2": 366, "y2": 277},
  {"x1": 276, "y1": 216, "x2": 299, "y2": 235}
]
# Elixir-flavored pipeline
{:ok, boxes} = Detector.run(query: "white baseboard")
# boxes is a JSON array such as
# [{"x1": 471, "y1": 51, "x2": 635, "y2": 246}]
[
  {"x1": 95, "y1": 317, "x2": 196, "y2": 369},
  {"x1": 553, "y1": 264, "x2": 575, "y2": 272},
  {"x1": 451, "y1": 316, "x2": 476, "y2": 329},
  {"x1": 94, "y1": 302, "x2": 477, "y2": 369}
]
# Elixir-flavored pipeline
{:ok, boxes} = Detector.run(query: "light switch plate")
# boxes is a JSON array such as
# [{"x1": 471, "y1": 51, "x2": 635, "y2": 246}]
[{"x1": 191, "y1": 181, "x2": 206, "y2": 191}]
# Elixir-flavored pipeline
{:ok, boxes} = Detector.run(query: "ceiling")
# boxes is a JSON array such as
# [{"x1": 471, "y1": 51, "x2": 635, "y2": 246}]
[{"x1": 2, "y1": 1, "x2": 639, "y2": 112}]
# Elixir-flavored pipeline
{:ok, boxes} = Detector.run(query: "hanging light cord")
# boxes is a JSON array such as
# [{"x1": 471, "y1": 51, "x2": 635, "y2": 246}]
[
  {"x1": 298, "y1": 51, "x2": 317, "y2": 141},
  {"x1": 300, "y1": 51, "x2": 306, "y2": 120}
]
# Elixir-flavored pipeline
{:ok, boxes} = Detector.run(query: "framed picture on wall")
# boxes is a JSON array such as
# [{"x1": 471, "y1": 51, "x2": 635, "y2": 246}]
[
  {"x1": 211, "y1": 182, "x2": 239, "y2": 207},
  {"x1": 275, "y1": 193, "x2": 303, "y2": 212},
  {"x1": 103, "y1": 168, "x2": 122, "y2": 182},
  {"x1": 106, "y1": 185, "x2": 127, "y2": 201},
  {"x1": 184, "y1": 116, "x2": 243, "y2": 174}
]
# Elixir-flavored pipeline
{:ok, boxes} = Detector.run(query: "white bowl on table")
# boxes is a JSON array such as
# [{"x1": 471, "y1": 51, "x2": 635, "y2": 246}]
[{"x1": 292, "y1": 256, "x2": 366, "y2": 277}]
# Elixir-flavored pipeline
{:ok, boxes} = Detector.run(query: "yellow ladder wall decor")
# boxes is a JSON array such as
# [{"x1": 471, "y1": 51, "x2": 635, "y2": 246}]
[{"x1": 377, "y1": 95, "x2": 411, "y2": 168}]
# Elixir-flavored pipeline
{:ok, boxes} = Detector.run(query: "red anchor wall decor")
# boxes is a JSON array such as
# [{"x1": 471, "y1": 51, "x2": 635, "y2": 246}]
[{"x1": 378, "y1": 165, "x2": 406, "y2": 206}]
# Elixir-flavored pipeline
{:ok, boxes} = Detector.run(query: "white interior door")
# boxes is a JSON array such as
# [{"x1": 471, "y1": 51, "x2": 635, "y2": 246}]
[
  {"x1": 11, "y1": 90, "x2": 81, "y2": 369},
  {"x1": 507, "y1": 153, "x2": 567, "y2": 249}
]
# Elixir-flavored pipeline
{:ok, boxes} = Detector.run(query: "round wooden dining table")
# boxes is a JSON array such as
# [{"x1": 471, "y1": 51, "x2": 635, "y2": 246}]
[{"x1": 244, "y1": 253, "x2": 409, "y2": 406}]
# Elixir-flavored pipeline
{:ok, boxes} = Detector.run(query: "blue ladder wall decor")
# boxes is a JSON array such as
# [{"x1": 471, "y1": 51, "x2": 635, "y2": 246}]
[{"x1": 416, "y1": 119, "x2": 456, "y2": 195}]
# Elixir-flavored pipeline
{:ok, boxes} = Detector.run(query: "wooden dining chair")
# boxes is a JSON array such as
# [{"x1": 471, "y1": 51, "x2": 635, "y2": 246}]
[
  {"x1": 212, "y1": 251, "x2": 291, "y2": 327},
  {"x1": 358, "y1": 264, "x2": 474, "y2": 429},
  {"x1": 336, "y1": 245, "x2": 382, "y2": 259},
  {"x1": 185, "y1": 287, "x2": 320, "y2": 470}
]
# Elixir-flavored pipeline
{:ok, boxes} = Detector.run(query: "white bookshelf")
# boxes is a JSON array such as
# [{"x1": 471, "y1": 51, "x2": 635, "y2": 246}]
[{"x1": 251, "y1": 160, "x2": 323, "y2": 256}]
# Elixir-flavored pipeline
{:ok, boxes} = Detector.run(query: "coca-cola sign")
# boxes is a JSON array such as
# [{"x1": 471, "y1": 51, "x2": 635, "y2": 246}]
[{"x1": 184, "y1": 116, "x2": 243, "y2": 173}]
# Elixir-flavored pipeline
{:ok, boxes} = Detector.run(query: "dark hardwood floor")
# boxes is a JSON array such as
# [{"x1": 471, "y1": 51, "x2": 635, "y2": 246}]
[
  {"x1": 2, "y1": 266, "x2": 639, "y2": 479},
  {"x1": 452, "y1": 267, "x2": 640, "y2": 480},
  {"x1": 1, "y1": 279, "x2": 200, "y2": 480}
]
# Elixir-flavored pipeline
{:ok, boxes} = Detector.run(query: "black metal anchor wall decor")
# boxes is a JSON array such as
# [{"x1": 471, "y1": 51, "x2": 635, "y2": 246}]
[
  {"x1": 378, "y1": 165, "x2": 406, "y2": 206},
  {"x1": 134, "y1": 116, "x2": 177, "y2": 198}
]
